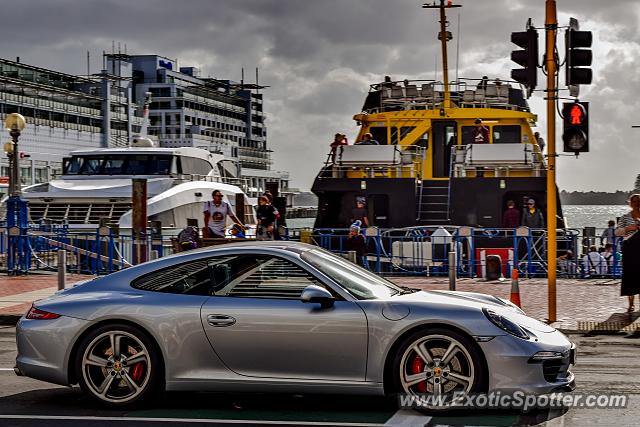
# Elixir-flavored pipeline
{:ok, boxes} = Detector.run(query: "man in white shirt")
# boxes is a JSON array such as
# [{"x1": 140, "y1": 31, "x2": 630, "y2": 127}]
[
  {"x1": 203, "y1": 190, "x2": 244, "y2": 238},
  {"x1": 582, "y1": 245, "x2": 607, "y2": 277}
]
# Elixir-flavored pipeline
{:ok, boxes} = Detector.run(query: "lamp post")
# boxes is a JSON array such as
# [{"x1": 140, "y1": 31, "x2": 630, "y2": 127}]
[
  {"x1": 4, "y1": 113, "x2": 28, "y2": 274},
  {"x1": 4, "y1": 113, "x2": 26, "y2": 196}
]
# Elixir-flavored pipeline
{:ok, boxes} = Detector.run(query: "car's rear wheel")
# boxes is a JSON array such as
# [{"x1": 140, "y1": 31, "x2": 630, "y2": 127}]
[
  {"x1": 391, "y1": 327, "x2": 486, "y2": 411},
  {"x1": 75, "y1": 323, "x2": 163, "y2": 406}
]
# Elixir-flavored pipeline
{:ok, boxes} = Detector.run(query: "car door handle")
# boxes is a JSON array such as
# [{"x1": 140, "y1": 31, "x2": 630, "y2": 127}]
[{"x1": 207, "y1": 314, "x2": 236, "y2": 327}]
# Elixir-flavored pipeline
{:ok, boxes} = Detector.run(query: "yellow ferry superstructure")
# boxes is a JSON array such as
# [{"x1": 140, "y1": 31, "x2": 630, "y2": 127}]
[{"x1": 312, "y1": 0, "x2": 564, "y2": 230}]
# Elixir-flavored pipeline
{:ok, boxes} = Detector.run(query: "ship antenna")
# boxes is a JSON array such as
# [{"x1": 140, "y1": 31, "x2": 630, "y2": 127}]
[{"x1": 423, "y1": 0, "x2": 461, "y2": 108}]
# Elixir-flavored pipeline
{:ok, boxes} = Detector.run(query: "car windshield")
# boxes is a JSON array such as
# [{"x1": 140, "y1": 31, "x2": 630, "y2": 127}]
[{"x1": 301, "y1": 248, "x2": 402, "y2": 300}]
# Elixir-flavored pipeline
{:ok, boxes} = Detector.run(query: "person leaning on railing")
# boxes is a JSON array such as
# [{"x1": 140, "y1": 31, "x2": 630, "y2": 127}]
[{"x1": 615, "y1": 193, "x2": 640, "y2": 313}]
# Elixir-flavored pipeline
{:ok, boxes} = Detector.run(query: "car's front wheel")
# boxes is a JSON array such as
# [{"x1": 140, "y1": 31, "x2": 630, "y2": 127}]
[
  {"x1": 391, "y1": 327, "x2": 486, "y2": 411},
  {"x1": 75, "y1": 323, "x2": 163, "y2": 406}
]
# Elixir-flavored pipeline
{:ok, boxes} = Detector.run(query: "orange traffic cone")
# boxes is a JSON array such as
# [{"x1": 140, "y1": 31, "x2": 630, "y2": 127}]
[{"x1": 510, "y1": 269, "x2": 521, "y2": 308}]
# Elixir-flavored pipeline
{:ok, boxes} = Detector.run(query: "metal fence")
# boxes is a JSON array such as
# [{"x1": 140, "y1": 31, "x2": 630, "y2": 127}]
[{"x1": 0, "y1": 224, "x2": 624, "y2": 278}]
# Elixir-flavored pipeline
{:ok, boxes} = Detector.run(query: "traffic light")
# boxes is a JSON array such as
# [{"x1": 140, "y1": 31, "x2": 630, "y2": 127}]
[
  {"x1": 565, "y1": 19, "x2": 592, "y2": 86},
  {"x1": 562, "y1": 102, "x2": 589, "y2": 153},
  {"x1": 510, "y1": 28, "x2": 538, "y2": 95}
]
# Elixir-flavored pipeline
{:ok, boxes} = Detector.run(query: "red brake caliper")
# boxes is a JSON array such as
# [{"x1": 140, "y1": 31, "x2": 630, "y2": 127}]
[
  {"x1": 411, "y1": 355, "x2": 427, "y2": 393},
  {"x1": 131, "y1": 362, "x2": 145, "y2": 382}
]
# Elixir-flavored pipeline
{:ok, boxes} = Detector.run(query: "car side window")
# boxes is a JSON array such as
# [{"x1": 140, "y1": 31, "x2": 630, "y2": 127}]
[
  {"x1": 213, "y1": 254, "x2": 325, "y2": 299},
  {"x1": 132, "y1": 257, "x2": 234, "y2": 295}
]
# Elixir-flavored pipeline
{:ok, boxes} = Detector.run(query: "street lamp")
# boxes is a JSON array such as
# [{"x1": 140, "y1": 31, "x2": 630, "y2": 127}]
[{"x1": 4, "y1": 113, "x2": 26, "y2": 197}]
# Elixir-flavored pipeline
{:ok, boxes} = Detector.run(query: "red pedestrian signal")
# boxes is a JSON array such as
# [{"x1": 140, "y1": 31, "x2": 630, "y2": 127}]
[
  {"x1": 562, "y1": 102, "x2": 589, "y2": 154},
  {"x1": 570, "y1": 104, "x2": 586, "y2": 125}
]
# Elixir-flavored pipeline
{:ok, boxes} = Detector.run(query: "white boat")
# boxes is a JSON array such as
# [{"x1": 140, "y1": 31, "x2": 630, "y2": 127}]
[{"x1": 21, "y1": 139, "x2": 255, "y2": 233}]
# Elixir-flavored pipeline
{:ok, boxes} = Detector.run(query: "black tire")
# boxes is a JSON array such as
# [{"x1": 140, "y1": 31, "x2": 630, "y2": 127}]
[
  {"x1": 390, "y1": 327, "x2": 487, "y2": 413},
  {"x1": 75, "y1": 323, "x2": 164, "y2": 407}
]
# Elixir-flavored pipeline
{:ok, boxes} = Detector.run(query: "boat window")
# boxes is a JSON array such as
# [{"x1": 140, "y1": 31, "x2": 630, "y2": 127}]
[
  {"x1": 369, "y1": 127, "x2": 388, "y2": 145},
  {"x1": 63, "y1": 154, "x2": 175, "y2": 175},
  {"x1": 493, "y1": 125, "x2": 521, "y2": 144},
  {"x1": 180, "y1": 156, "x2": 214, "y2": 175}
]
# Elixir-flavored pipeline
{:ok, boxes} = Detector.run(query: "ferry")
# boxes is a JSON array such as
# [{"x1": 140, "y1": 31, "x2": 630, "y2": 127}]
[
  {"x1": 20, "y1": 140, "x2": 255, "y2": 232},
  {"x1": 311, "y1": 1, "x2": 564, "y2": 231}
]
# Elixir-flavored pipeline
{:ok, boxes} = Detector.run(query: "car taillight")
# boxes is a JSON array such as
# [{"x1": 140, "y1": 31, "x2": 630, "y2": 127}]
[{"x1": 25, "y1": 306, "x2": 61, "y2": 320}]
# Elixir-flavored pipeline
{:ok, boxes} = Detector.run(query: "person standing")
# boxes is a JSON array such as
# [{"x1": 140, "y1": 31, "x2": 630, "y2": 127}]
[
  {"x1": 203, "y1": 190, "x2": 243, "y2": 238},
  {"x1": 345, "y1": 220, "x2": 366, "y2": 267},
  {"x1": 350, "y1": 198, "x2": 369, "y2": 228},
  {"x1": 615, "y1": 194, "x2": 640, "y2": 313},
  {"x1": 470, "y1": 119, "x2": 490, "y2": 144},
  {"x1": 601, "y1": 220, "x2": 616, "y2": 246},
  {"x1": 521, "y1": 198, "x2": 544, "y2": 228},
  {"x1": 330, "y1": 133, "x2": 348, "y2": 163},
  {"x1": 256, "y1": 195, "x2": 278, "y2": 240},
  {"x1": 502, "y1": 200, "x2": 520, "y2": 229},
  {"x1": 534, "y1": 132, "x2": 545, "y2": 153},
  {"x1": 355, "y1": 133, "x2": 379, "y2": 145}
]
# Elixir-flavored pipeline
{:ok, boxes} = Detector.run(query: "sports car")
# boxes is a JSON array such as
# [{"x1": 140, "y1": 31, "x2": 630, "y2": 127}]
[{"x1": 15, "y1": 241, "x2": 575, "y2": 407}]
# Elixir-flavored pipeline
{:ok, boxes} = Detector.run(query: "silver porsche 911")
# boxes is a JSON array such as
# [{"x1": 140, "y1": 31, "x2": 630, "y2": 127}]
[{"x1": 15, "y1": 241, "x2": 575, "y2": 407}]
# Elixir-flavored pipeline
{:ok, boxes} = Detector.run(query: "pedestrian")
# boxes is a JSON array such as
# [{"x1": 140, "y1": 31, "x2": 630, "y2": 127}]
[
  {"x1": 345, "y1": 220, "x2": 366, "y2": 266},
  {"x1": 602, "y1": 243, "x2": 619, "y2": 273},
  {"x1": 256, "y1": 195, "x2": 278, "y2": 240},
  {"x1": 557, "y1": 250, "x2": 577, "y2": 278},
  {"x1": 355, "y1": 133, "x2": 379, "y2": 145},
  {"x1": 477, "y1": 76, "x2": 489, "y2": 90},
  {"x1": 203, "y1": 190, "x2": 244, "y2": 238},
  {"x1": 534, "y1": 131, "x2": 545, "y2": 153},
  {"x1": 502, "y1": 200, "x2": 520, "y2": 229},
  {"x1": 600, "y1": 220, "x2": 616, "y2": 246},
  {"x1": 262, "y1": 190, "x2": 274, "y2": 204},
  {"x1": 521, "y1": 198, "x2": 544, "y2": 228},
  {"x1": 470, "y1": 118, "x2": 490, "y2": 144},
  {"x1": 177, "y1": 225, "x2": 199, "y2": 251},
  {"x1": 582, "y1": 245, "x2": 607, "y2": 277},
  {"x1": 615, "y1": 193, "x2": 640, "y2": 313},
  {"x1": 329, "y1": 132, "x2": 348, "y2": 163},
  {"x1": 350, "y1": 197, "x2": 369, "y2": 228}
]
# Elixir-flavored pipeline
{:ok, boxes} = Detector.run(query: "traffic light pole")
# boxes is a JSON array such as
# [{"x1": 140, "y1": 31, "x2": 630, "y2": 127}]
[{"x1": 545, "y1": 0, "x2": 557, "y2": 323}]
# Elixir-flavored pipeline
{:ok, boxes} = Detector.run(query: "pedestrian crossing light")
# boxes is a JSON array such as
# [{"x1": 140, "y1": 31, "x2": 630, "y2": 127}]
[
  {"x1": 510, "y1": 26, "x2": 538, "y2": 97},
  {"x1": 562, "y1": 102, "x2": 589, "y2": 153},
  {"x1": 565, "y1": 18, "x2": 593, "y2": 86}
]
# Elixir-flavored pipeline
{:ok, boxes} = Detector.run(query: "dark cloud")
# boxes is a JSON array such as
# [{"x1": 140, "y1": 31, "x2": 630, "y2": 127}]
[{"x1": 0, "y1": 0, "x2": 638, "y2": 191}]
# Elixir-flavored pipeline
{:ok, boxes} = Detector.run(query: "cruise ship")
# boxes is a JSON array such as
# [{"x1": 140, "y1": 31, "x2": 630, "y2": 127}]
[{"x1": 0, "y1": 53, "x2": 291, "y2": 203}]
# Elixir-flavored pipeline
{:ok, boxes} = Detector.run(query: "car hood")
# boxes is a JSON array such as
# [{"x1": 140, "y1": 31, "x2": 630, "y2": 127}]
[{"x1": 390, "y1": 290, "x2": 555, "y2": 333}]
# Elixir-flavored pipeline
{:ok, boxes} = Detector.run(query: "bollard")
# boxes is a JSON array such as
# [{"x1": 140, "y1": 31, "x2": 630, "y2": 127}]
[
  {"x1": 347, "y1": 250, "x2": 357, "y2": 264},
  {"x1": 448, "y1": 251, "x2": 456, "y2": 291},
  {"x1": 57, "y1": 250, "x2": 66, "y2": 290}
]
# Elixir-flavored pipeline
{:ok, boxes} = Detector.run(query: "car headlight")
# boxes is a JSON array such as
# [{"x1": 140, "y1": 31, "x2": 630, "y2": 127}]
[{"x1": 482, "y1": 308, "x2": 529, "y2": 340}]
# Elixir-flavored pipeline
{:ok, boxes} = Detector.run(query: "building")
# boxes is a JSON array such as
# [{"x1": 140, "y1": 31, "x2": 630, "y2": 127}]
[{"x1": 0, "y1": 54, "x2": 290, "y2": 200}]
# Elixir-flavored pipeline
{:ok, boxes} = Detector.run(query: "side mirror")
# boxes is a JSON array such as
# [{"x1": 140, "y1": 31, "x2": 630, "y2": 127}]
[{"x1": 300, "y1": 285, "x2": 335, "y2": 309}]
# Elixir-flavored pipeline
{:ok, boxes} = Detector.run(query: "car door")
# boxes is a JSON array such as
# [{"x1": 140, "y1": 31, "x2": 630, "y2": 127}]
[{"x1": 200, "y1": 252, "x2": 368, "y2": 381}]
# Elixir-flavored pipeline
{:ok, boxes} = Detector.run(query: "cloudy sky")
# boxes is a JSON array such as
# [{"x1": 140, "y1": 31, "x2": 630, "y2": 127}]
[{"x1": 2, "y1": 0, "x2": 639, "y2": 192}]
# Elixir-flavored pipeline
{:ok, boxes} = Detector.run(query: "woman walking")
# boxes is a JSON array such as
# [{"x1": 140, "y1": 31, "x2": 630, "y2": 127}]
[{"x1": 615, "y1": 194, "x2": 640, "y2": 313}]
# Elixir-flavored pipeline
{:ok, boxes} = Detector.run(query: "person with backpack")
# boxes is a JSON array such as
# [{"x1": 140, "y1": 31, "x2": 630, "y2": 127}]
[
  {"x1": 203, "y1": 190, "x2": 244, "y2": 238},
  {"x1": 581, "y1": 245, "x2": 606, "y2": 278},
  {"x1": 256, "y1": 196, "x2": 278, "y2": 240},
  {"x1": 177, "y1": 225, "x2": 199, "y2": 251}
]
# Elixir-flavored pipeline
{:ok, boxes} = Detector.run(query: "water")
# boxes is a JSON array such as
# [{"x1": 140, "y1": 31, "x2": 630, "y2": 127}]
[
  {"x1": 563, "y1": 205, "x2": 629, "y2": 231},
  {"x1": 286, "y1": 205, "x2": 629, "y2": 232}
]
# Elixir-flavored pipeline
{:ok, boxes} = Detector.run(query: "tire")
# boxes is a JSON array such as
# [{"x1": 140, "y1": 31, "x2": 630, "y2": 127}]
[
  {"x1": 75, "y1": 323, "x2": 164, "y2": 406},
  {"x1": 390, "y1": 327, "x2": 486, "y2": 412}
]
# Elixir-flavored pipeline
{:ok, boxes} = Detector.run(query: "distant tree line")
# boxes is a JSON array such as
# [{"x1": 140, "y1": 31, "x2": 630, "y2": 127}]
[{"x1": 560, "y1": 190, "x2": 631, "y2": 205}]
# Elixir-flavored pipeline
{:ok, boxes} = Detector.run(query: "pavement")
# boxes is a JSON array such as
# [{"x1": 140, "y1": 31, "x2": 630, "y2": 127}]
[{"x1": 0, "y1": 272, "x2": 636, "y2": 333}]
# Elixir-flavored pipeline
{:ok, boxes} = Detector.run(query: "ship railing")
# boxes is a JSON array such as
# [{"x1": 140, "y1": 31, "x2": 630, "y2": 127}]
[
  {"x1": 364, "y1": 77, "x2": 530, "y2": 114},
  {"x1": 323, "y1": 145, "x2": 425, "y2": 179},
  {"x1": 452, "y1": 143, "x2": 545, "y2": 178},
  {"x1": 309, "y1": 226, "x2": 622, "y2": 279}
]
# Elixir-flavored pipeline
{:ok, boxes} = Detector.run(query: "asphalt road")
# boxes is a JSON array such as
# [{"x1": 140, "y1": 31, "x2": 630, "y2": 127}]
[{"x1": 0, "y1": 325, "x2": 638, "y2": 427}]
